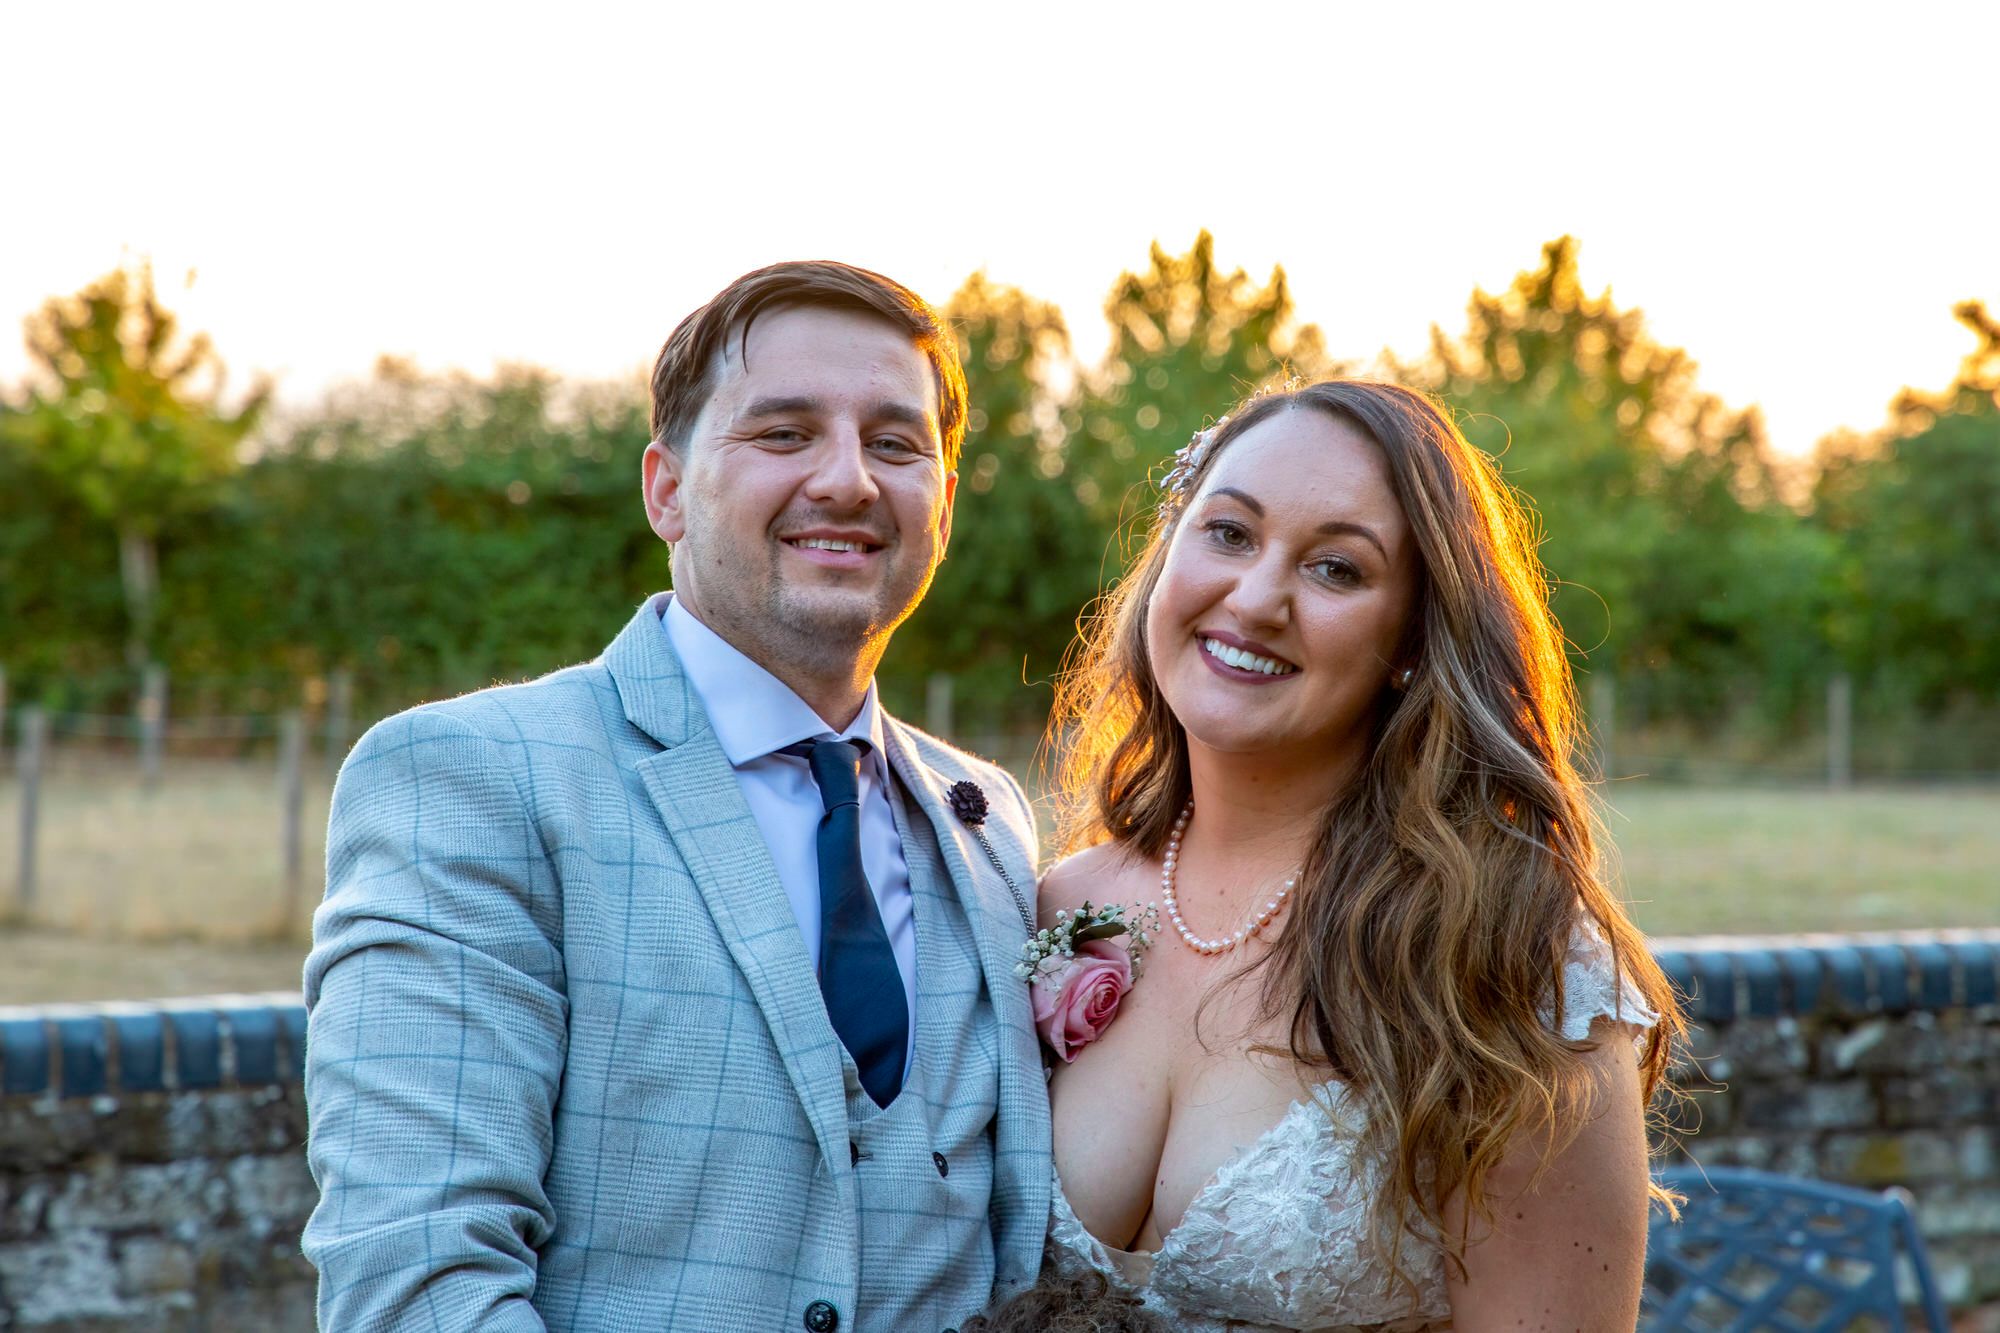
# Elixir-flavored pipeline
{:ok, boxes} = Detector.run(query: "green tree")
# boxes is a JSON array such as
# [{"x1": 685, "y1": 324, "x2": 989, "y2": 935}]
[
  {"x1": 3, "y1": 263, "x2": 268, "y2": 668},
  {"x1": 886, "y1": 274, "x2": 1100, "y2": 729},
  {"x1": 182, "y1": 362, "x2": 655, "y2": 710},
  {"x1": 1812, "y1": 301, "x2": 2000, "y2": 707},
  {"x1": 1074, "y1": 232, "x2": 1330, "y2": 547},
  {"x1": 1410, "y1": 237, "x2": 1829, "y2": 717}
]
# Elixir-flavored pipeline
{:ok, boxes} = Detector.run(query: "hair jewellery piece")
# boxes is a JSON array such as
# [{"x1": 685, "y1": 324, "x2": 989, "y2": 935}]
[{"x1": 1157, "y1": 415, "x2": 1229, "y2": 521}]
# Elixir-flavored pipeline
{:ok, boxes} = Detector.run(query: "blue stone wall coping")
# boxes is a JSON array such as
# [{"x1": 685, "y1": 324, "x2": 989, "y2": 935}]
[
  {"x1": 0, "y1": 992, "x2": 307, "y2": 1102},
  {"x1": 0, "y1": 930, "x2": 1996, "y2": 1102},
  {"x1": 1647, "y1": 928, "x2": 2000, "y2": 1023}
]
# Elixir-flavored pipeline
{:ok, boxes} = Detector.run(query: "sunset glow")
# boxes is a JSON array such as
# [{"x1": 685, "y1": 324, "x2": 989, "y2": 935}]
[{"x1": 4, "y1": 1, "x2": 1994, "y2": 455}]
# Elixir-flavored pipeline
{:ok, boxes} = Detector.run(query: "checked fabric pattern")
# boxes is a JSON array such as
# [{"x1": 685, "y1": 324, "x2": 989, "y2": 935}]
[{"x1": 302, "y1": 595, "x2": 1049, "y2": 1332}]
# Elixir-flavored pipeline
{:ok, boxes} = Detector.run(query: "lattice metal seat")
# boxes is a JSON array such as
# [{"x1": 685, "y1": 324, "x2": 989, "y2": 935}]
[{"x1": 1643, "y1": 1166, "x2": 1949, "y2": 1332}]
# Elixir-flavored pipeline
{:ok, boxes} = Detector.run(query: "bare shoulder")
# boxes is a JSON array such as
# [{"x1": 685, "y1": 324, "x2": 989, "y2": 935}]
[{"x1": 1036, "y1": 839, "x2": 1151, "y2": 927}]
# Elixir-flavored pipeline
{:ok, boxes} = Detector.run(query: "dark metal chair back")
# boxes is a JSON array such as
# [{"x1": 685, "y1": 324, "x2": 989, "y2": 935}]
[{"x1": 1643, "y1": 1166, "x2": 1949, "y2": 1332}]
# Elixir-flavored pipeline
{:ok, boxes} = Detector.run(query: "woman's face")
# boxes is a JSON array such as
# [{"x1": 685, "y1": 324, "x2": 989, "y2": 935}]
[{"x1": 1145, "y1": 406, "x2": 1421, "y2": 772}]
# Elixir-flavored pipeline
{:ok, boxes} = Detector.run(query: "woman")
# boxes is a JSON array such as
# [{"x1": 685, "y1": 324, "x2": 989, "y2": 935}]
[{"x1": 1037, "y1": 379, "x2": 1681, "y2": 1331}]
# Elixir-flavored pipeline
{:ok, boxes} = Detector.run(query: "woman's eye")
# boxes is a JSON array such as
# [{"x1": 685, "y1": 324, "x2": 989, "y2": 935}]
[
  {"x1": 1312, "y1": 557, "x2": 1360, "y2": 585},
  {"x1": 1204, "y1": 520, "x2": 1249, "y2": 548}
]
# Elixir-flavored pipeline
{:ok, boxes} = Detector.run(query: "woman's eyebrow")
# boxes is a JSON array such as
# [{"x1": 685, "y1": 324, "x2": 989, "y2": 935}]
[
  {"x1": 1211, "y1": 486, "x2": 1389, "y2": 560},
  {"x1": 1316, "y1": 519, "x2": 1388, "y2": 561}
]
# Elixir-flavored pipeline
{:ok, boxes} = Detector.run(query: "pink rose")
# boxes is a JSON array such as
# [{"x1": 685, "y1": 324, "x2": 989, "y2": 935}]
[{"x1": 1033, "y1": 940, "x2": 1133, "y2": 1063}]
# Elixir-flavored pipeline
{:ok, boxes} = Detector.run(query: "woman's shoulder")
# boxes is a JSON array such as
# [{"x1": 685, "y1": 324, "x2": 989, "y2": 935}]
[{"x1": 1036, "y1": 839, "x2": 1151, "y2": 926}]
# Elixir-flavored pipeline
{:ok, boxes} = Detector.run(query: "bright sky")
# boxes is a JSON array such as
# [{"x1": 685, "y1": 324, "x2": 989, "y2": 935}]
[{"x1": 4, "y1": 1, "x2": 1994, "y2": 457}]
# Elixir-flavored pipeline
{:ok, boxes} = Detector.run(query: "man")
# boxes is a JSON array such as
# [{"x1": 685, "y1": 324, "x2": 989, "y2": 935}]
[{"x1": 303, "y1": 261, "x2": 1050, "y2": 1331}]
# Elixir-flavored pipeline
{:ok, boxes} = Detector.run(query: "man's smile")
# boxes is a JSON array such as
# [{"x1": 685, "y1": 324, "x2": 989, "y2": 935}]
[{"x1": 780, "y1": 527, "x2": 888, "y2": 569}]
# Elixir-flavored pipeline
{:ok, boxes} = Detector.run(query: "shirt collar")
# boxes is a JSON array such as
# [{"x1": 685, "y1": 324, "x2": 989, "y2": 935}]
[{"x1": 660, "y1": 593, "x2": 885, "y2": 768}]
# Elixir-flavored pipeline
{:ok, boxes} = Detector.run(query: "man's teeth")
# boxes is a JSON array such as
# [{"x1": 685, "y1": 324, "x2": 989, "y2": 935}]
[
  {"x1": 1200, "y1": 637, "x2": 1296, "y2": 676},
  {"x1": 793, "y1": 538, "x2": 869, "y2": 553}
]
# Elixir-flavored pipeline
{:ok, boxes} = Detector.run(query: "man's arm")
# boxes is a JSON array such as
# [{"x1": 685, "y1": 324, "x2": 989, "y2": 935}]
[{"x1": 303, "y1": 706, "x2": 568, "y2": 1332}]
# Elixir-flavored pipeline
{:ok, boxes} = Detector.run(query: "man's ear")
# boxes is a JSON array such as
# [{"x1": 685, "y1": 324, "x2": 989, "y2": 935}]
[
  {"x1": 936, "y1": 469, "x2": 958, "y2": 559},
  {"x1": 642, "y1": 437, "x2": 686, "y2": 544}
]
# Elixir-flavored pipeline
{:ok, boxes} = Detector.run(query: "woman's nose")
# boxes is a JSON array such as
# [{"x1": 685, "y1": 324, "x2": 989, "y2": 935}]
[{"x1": 1222, "y1": 553, "x2": 1291, "y2": 629}]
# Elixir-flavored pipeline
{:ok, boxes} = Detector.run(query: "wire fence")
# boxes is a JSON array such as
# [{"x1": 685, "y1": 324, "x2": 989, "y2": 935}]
[{"x1": 3, "y1": 662, "x2": 1996, "y2": 947}]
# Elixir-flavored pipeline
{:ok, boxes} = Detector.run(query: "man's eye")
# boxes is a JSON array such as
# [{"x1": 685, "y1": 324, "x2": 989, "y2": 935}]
[
  {"x1": 761, "y1": 428, "x2": 808, "y2": 444},
  {"x1": 871, "y1": 436, "x2": 920, "y2": 454}
]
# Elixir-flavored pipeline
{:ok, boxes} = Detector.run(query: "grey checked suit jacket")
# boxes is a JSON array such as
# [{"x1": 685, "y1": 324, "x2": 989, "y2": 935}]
[{"x1": 302, "y1": 599, "x2": 1052, "y2": 1330}]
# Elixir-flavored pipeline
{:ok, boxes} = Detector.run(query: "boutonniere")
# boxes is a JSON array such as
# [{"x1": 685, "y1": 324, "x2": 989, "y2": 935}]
[
  {"x1": 947, "y1": 779, "x2": 1035, "y2": 936},
  {"x1": 1017, "y1": 900, "x2": 1160, "y2": 1063}
]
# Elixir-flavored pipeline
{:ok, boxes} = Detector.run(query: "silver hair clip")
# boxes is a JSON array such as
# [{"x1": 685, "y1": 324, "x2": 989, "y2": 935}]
[{"x1": 1158, "y1": 415, "x2": 1229, "y2": 520}]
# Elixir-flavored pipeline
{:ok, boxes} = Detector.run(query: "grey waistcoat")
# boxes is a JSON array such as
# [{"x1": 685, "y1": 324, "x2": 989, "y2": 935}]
[{"x1": 840, "y1": 774, "x2": 1004, "y2": 1333}]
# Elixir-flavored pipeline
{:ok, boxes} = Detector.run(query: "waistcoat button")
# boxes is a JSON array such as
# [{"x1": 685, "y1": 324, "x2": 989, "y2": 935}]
[
  {"x1": 931, "y1": 1150, "x2": 949, "y2": 1177},
  {"x1": 803, "y1": 1299, "x2": 839, "y2": 1332}
]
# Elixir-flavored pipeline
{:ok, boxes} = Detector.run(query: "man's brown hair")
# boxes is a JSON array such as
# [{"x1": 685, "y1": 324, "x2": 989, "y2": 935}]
[{"x1": 649, "y1": 259, "x2": 968, "y2": 470}]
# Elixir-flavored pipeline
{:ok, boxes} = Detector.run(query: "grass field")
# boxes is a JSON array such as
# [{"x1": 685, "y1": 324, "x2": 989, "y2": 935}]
[{"x1": 2, "y1": 760, "x2": 1996, "y2": 1004}]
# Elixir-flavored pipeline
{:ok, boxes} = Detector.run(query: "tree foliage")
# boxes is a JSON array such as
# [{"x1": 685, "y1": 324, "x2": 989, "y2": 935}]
[
  {"x1": 1812, "y1": 302, "x2": 2000, "y2": 706},
  {"x1": 884, "y1": 274, "x2": 1099, "y2": 725},
  {"x1": 4, "y1": 240, "x2": 1996, "y2": 760},
  {"x1": 1073, "y1": 231, "x2": 1331, "y2": 539},
  {"x1": 2, "y1": 263, "x2": 267, "y2": 667},
  {"x1": 1409, "y1": 236, "x2": 1833, "y2": 716}
]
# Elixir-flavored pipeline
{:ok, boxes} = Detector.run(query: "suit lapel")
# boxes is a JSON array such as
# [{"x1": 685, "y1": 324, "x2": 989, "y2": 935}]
[
  {"x1": 605, "y1": 598, "x2": 853, "y2": 1189},
  {"x1": 878, "y1": 720, "x2": 1038, "y2": 1063}
]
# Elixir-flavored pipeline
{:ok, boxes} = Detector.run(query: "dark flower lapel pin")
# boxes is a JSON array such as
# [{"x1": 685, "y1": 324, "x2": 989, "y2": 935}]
[
  {"x1": 945, "y1": 779, "x2": 1034, "y2": 935},
  {"x1": 947, "y1": 780, "x2": 988, "y2": 825}
]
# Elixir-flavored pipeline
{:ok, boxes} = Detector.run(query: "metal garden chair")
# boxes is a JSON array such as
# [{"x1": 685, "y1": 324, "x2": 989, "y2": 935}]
[{"x1": 1642, "y1": 1166, "x2": 1950, "y2": 1332}]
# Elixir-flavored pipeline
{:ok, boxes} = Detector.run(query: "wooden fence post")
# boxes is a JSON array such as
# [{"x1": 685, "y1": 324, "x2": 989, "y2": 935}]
[
  {"x1": 926, "y1": 673, "x2": 955, "y2": 741},
  {"x1": 280, "y1": 711, "x2": 305, "y2": 919},
  {"x1": 325, "y1": 668, "x2": 353, "y2": 779},
  {"x1": 139, "y1": 664, "x2": 167, "y2": 790},
  {"x1": 16, "y1": 706, "x2": 44, "y2": 916},
  {"x1": 1827, "y1": 674, "x2": 1853, "y2": 789},
  {"x1": 1588, "y1": 674, "x2": 1616, "y2": 781}
]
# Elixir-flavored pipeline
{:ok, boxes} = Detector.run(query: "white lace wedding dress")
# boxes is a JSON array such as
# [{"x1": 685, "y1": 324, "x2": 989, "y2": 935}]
[{"x1": 1043, "y1": 923, "x2": 1659, "y2": 1332}]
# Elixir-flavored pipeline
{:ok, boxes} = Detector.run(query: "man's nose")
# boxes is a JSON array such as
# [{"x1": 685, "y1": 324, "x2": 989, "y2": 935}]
[{"x1": 805, "y1": 426, "x2": 880, "y2": 508}]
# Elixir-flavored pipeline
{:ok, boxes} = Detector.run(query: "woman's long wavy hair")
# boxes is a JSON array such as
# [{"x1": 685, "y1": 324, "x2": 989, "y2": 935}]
[{"x1": 1050, "y1": 379, "x2": 1682, "y2": 1287}]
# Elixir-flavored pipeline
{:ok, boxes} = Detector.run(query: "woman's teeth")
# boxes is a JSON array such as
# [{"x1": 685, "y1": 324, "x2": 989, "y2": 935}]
[{"x1": 1200, "y1": 637, "x2": 1297, "y2": 676}]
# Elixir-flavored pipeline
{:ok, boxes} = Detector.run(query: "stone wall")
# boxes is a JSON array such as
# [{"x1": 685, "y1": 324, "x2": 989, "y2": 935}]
[
  {"x1": 0, "y1": 934, "x2": 1995, "y2": 1329},
  {"x1": 0, "y1": 995, "x2": 313, "y2": 1330},
  {"x1": 1653, "y1": 931, "x2": 2000, "y2": 1310}
]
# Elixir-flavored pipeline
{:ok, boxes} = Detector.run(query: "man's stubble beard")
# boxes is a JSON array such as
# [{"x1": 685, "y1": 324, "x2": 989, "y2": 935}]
[{"x1": 680, "y1": 529, "x2": 940, "y2": 684}]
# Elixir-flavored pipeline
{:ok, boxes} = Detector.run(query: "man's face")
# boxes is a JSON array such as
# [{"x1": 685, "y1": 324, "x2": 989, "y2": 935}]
[{"x1": 643, "y1": 305, "x2": 956, "y2": 680}]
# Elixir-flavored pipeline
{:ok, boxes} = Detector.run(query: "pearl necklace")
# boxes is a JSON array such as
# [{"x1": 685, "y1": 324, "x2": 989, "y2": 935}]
[{"x1": 1158, "y1": 800, "x2": 1297, "y2": 955}]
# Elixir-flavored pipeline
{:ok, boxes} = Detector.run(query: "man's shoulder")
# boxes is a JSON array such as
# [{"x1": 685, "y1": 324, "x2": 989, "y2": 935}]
[
  {"x1": 883, "y1": 715, "x2": 1031, "y2": 813},
  {"x1": 345, "y1": 659, "x2": 620, "y2": 769},
  {"x1": 886, "y1": 716, "x2": 1012, "y2": 779}
]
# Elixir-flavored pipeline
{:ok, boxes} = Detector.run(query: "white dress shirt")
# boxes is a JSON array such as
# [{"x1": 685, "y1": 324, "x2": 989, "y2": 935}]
[{"x1": 660, "y1": 594, "x2": 917, "y2": 1076}]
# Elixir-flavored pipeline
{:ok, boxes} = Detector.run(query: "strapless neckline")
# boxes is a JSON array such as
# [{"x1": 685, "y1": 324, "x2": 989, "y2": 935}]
[
  {"x1": 1054, "y1": 1079, "x2": 1348, "y2": 1265},
  {"x1": 1042, "y1": 913, "x2": 1657, "y2": 1332}
]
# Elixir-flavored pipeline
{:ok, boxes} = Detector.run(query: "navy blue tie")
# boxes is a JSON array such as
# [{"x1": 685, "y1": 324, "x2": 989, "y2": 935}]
[{"x1": 793, "y1": 739, "x2": 906, "y2": 1108}]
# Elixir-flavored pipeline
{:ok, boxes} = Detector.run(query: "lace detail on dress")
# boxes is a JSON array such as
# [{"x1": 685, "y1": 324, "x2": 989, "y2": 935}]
[
  {"x1": 1044, "y1": 918, "x2": 1660, "y2": 1331},
  {"x1": 1546, "y1": 914, "x2": 1659, "y2": 1042}
]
